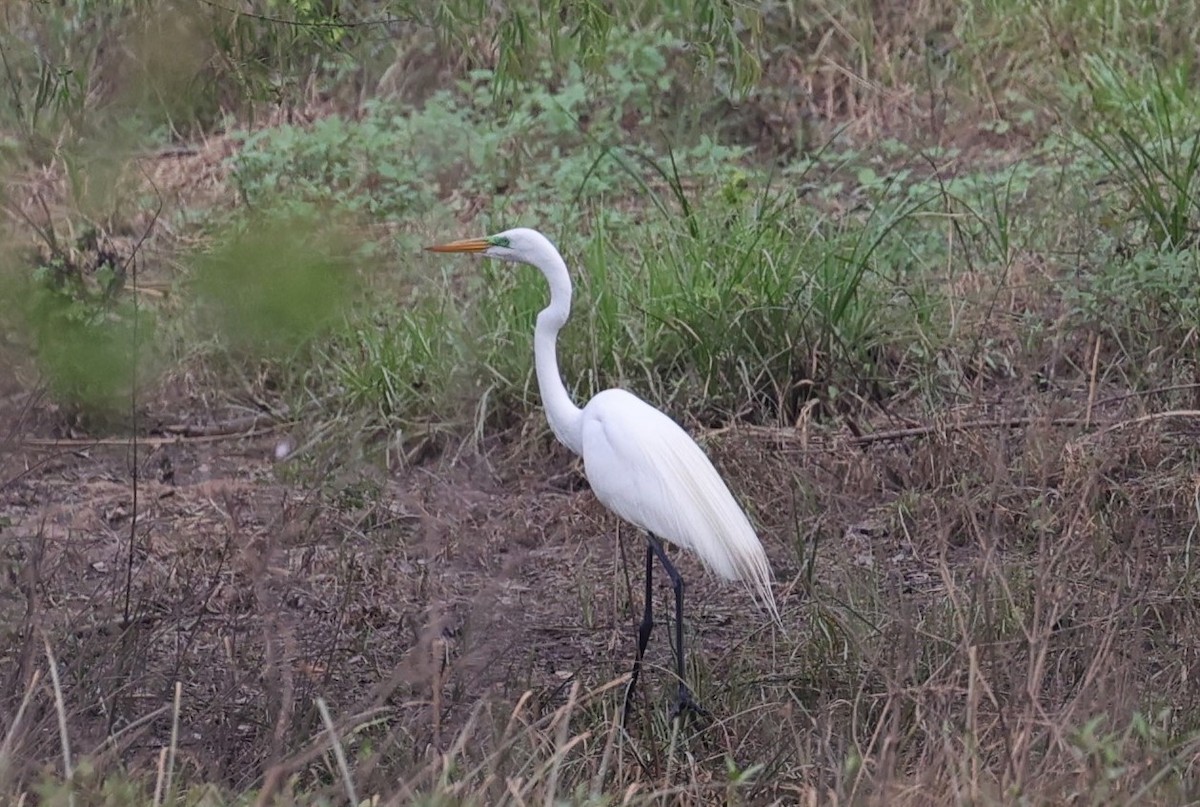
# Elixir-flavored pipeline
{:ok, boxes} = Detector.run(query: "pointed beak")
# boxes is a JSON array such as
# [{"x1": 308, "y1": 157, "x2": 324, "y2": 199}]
[{"x1": 424, "y1": 237, "x2": 489, "y2": 253}]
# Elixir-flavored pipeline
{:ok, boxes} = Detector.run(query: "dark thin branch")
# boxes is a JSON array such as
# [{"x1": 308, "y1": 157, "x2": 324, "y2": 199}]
[
  {"x1": 848, "y1": 417, "x2": 1087, "y2": 446},
  {"x1": 196, "y1": 0, "x2": 415, "y2": 29},
  {"x1": 704, "y1": 409, "x2": 1200, "y2": 448},
  {"x1": 122, "y1": 166, "x2": 163, "y2": 625}
]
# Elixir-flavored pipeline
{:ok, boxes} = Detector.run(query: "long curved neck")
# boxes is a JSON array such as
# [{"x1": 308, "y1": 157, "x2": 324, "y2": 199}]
[{"x1": 532, "y1": 248, "x2": 584, "y2": 455}]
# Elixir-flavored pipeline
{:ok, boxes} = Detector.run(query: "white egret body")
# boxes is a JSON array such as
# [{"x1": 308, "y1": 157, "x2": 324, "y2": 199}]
[{"x1": 426, "y1": 227, "x2": 781, "y2": 719}]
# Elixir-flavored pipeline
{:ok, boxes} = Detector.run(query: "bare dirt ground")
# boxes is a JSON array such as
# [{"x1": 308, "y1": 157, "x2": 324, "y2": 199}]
[{"x1": 5, "y1": 342, "x2": 1200, "y2": 798}]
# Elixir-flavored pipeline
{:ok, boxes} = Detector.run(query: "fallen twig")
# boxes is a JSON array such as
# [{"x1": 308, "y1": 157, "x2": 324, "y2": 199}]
[
  {"x1": 20, "y1": 422, "x2": 284, "y2": 449},
  {"x1": 1090, "y1": 409, "x2": 1200, "y2": 438},
  {"x1": 704, "y1": 409, "x2": 1200, "y2": 448},
  {"x1": 705, "y1": 417, "x2": 1087, "y2": 447},
  {"x1": 161, "y1": 413, "x2": 277, "y2": 436},
  {"x1": 847, "y1": 417, "x2": 1087, "y2": 445}
]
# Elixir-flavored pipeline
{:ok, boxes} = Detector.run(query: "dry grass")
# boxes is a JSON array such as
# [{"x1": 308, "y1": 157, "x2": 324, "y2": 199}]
[
  {"x1": 3, "y1": 1, "x2": 1200, "y2": 804},
  {"x1": 2, "y1": 379, "x2": 1199, "y2": 804}
]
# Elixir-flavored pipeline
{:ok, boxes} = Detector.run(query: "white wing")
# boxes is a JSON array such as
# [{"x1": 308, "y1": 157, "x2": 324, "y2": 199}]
[{"x1": 579, "y1": 389, "x2": 782, "y2": 628}]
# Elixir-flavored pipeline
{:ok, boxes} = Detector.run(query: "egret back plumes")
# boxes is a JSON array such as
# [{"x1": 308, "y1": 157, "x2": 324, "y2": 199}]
[
  {"x1": 426, "y1": 226, "x2": 783, "y2": 720},
  {"x1": 580, "y1": 388, "x2": 782, "y2": 627}
]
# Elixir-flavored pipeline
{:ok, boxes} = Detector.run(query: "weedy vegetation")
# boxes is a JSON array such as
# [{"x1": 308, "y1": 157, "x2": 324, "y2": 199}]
[{"x1": 2, "y1": 0, "x2": 1200, "y2": 805}]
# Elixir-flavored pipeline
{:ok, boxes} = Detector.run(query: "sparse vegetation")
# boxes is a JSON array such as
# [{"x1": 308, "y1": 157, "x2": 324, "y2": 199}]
[{"x1": 3, "y1": 0, "x2": 1200, "y2": 805}]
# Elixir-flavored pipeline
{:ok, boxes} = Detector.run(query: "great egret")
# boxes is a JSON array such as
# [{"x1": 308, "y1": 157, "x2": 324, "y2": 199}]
[{"x1": 426, "y1": 227, "x2": 782, "y2": 721}]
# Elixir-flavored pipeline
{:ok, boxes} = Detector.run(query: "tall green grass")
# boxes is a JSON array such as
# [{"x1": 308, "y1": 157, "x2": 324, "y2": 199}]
[{"x1": 323, "y1": 183, "x2": 943, "y2": 441}]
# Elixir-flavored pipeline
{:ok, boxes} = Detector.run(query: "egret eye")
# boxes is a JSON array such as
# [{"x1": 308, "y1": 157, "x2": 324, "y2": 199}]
[{"x1": 487, "y1": 235, "x2": 511, "y2": 248}]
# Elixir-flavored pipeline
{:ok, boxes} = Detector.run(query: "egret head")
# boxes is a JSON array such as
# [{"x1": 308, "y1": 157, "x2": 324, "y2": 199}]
[{"x1": 425, "y1": 227, "x2": 555, "y2": 266}]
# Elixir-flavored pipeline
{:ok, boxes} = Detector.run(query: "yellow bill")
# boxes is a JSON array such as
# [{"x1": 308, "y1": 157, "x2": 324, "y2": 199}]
[{"x1": 424, "y1": 237, "x2": 490, "y2": 253}]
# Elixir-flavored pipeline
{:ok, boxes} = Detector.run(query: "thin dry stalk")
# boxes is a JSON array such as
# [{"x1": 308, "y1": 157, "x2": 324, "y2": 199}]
[
  {"x1": 0, "y1": 669, "x2": 43, "y2": 789},
  {"x1": 164, "y1": 681, "x2": 182, "y2": 804},
  {"x1": 316, "y1": 696, "x2": 360, "y2": 807},
  {"x1": 541, "y1": 680, "x2": 582, "y2": 805},
  {"x1": 254, "y1": 706, "x2": 391, "y2": 807},
  {"x1": 590, "y1": 701, "x2": 625, "y2": 799},
  {"x1": 1091, "y1": 409, "x2": 1200, "y2": 438},
  {"x1": 152, "y1": 747, "x2": 168, "y2": 807},
  {"x1": 1085, "y1": 332, "x2": 1102, "y2": 427},
  {"x1": 41, "y1": 636, "x2": 74, "y2": 807}
]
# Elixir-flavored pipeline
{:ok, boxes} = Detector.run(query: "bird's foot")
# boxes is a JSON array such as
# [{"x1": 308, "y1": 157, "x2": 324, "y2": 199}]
[{"x1": 670, "y1": 685, "x2": 709, "y2": 725}]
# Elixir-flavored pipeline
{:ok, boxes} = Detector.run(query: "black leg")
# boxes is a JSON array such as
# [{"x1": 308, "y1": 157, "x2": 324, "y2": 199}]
[
  {"x1": 645, "y1": 534, "x2": 708, "y2": 723},
  {"x1": 622, "y1": 540, "x2": 656, "y2": 724}
]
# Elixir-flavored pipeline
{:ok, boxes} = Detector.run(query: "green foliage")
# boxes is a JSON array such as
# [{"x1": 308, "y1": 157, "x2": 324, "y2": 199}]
[
  {"x1": 15, "y1": 251, "x2": 156, "y2": 421},
  {"x1": 230, "y1": 25, "x2": 742, "y2": 226},
  {"x1": 191, "y1": 213, "x2": 364, "y2": 358},
  {"x1": 327, "y1": 295, "x2": 467, "y2": 428},
  {"x1": 1056, "y1": 54, "x2": 1200, "y2": 358},
  {"x1": 626, "y1": 189, "x2": 927, "y2": 419},
  {"x1": 232, "y1": 114, "x2": 442, "y2": 219},
  {"x1": 426, "y1": 0, "x2": 762, "y2": 101},
  {"x1": 232, "y1": 34, "x2": 1144, "y2": 437},
  {"x1": 1071, "y1": 54, "x2": 1200, "y2": 249},
  {"x1": 0, "y1": 0, "x2": 768, "y2": 163},
  {"x1": 327, "y1": 173, "x2": 946, "y2": 437},
  {"x1": 1067, "y1": 709, "x2": 1196, "y2": 803},
  {"x1": 1, "y1": 1, "x2": 230, "y2": 153},
  {"x1": 1070, "y1": 233, "x2": 1200, "y2": 364},
  {"x1": 0, "y1": 0, "x2": 119, "y2": 162}
]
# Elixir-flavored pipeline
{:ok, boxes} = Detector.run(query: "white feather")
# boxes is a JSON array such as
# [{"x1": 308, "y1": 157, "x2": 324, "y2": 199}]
[
  {"x1": 580, "y1": 389, "x2": 783, "y2": 628},
  {"x1": 426, "y1": 226, "x2": 783, "y2": 638}
]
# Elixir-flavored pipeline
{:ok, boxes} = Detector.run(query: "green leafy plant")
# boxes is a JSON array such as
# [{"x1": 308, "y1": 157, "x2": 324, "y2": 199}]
[
  {"x1": 17, "y1": 249, "x2": 156, "y2": 422},
  {"x1": 1073, "y1": 54, "x2": 1200, "y2": 250},
  {"x1": 191, "y1": 211, "x2": 365, "y2": 358}
]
